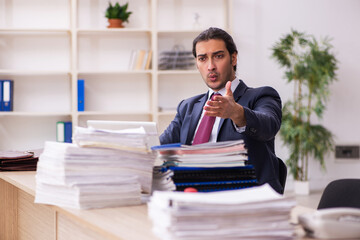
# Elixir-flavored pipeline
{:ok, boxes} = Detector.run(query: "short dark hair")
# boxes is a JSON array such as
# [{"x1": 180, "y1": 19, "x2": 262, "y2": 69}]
[{"x1": 192, "y1": 27, "x2": 238, "y2": 71}]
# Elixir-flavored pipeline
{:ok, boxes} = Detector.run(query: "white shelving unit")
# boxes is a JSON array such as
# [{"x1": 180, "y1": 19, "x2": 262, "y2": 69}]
[{"x1": 0, "y1": 0, "x2": 232, "y2": 151}]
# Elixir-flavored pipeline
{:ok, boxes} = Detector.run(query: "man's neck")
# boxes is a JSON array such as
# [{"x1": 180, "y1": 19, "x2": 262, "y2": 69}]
[{"x1": 208, "y1": 77, "x2": 239, "y2": 97}]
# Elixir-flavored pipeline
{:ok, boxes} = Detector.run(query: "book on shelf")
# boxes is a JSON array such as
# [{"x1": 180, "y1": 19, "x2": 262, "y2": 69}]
[
  {"x1": 144, "y1": 50, "x2": 152, "y2": 70},
  {"x1": 56, "y1": 121, "x2": 72, "y2": 143},
  {"x1": 128, "y1": 49, "x2": 152, "y2": 71},
  {"x1": 135, "y1": 50, "x2": 146, "y2": 70},
  {"x1": 77, "y1": 79, "x2": 85, "y2": 111},
  {"x1": 0, "y1": 79, "x2": 14, "y2": 111},
  {"x1": 0, "y1": 80, "x2": 2, "y2": 111}
]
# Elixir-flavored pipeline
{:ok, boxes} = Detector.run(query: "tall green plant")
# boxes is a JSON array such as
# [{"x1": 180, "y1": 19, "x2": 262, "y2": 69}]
[{"x1": 272, "y1": 30, "x2": 338, "y2": 181}]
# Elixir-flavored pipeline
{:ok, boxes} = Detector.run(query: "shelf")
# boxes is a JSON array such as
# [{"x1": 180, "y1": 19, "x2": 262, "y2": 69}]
[
  {"x1": 0, "y1": 34, "x2": 70, "y2": 71},
  {"x1": 0, "y1": 70, "x2": 71, "y2": 76},
  {"x1": 77, "y1": 111, "x2": 152, "y2": 116},
  {"x1": 77, "y1": 28, "x2": 151, "y2": 34},
  {"x1": 157, "y1": 29, "x2": 202, "y2": 34},
  {"x1": 77, "y1": 32, "x2": 151, "y2": 72},
  {"x1": 0, "y1": 112, "x2": 72, "y2": 117},
  {"x1": 78, "y1": 70, "x2": 152, "y2": 75},
  {"x1": 158, "y1": 111, "x2": 177, "y2": 116},
  {"x1": 158, "y1": 70, "x2": 198, "y2": 75},
  {"x1": 0, "y1": 28, "x2": 70, "y2": 34},
  {"x1": 0, "y1": 0, "x2": 231, "y2": 151}
]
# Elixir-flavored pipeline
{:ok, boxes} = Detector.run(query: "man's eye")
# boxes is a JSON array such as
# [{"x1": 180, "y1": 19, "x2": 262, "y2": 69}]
[
  {"x1": 198, "y1": 57, "x2": 206, "y2": 62},
  {"x1": 215, "y1": 54, "x2": 224, "y2": 59}
]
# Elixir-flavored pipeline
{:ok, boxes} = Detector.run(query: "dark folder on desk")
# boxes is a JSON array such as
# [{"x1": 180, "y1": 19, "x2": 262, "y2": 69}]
[
  {"x1": 0, "y1": 151, "x2": 39, "y2": 171},
  {"x1": 168, "y1": 165, "x2": 258, "y2": 192},
  {"x1": 169, "y1": 166, "x2": 257, "y2": 182}
]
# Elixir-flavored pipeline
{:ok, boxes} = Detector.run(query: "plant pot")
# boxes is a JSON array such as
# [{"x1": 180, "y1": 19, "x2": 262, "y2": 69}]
[
  {"x1": 107, "y1": 19, "x2": 124, "y2": 28},
  {"x1": 294, "y1": 180, "x2": 310, "y2": 195}
]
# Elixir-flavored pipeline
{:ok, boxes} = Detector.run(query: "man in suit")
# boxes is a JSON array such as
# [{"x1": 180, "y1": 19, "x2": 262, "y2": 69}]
[{"x1": 160, "y1": 27, "x2": 284, "y2": 194}]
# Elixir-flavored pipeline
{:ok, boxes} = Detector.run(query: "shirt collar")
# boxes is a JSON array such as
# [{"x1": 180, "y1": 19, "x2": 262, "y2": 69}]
[{"x1": 207, "y1": 77, "x2": 240, "y2": 100}]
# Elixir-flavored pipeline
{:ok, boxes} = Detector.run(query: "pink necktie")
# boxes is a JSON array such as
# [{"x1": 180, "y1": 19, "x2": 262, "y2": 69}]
[{"x1": 192, "y1": 93, "x2": 221, "y2": 145}]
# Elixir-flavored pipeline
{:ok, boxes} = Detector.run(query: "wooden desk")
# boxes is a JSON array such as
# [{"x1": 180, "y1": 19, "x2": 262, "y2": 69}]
[
  {"x1": 0, "y1": 171, "x2": 313, "y2": 240},
  {"x1": 0, "y1": 171, "x2": 159, "y2": 240}
]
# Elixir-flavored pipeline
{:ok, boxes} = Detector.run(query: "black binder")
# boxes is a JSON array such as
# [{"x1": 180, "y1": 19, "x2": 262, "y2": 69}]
[{"x1": 163, "y1": 165, "x2": 258, "y2": 192}]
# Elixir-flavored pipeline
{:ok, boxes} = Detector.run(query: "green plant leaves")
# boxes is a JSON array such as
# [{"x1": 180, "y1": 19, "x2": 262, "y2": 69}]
[
  {"x1": 105, "y1": 2, "x2": 132, "y2": 22},
  {"x1": 272, "y1": 30, "x2": 338, "y2": 181}
]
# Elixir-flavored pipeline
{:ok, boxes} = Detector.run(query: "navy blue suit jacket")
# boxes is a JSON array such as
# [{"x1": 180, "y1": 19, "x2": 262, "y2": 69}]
[{"x1": 160, "y1": 79, "x2": 283, "y2": 193}]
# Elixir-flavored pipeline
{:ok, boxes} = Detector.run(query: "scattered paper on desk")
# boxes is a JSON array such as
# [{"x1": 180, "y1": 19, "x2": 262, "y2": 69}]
[{"x1": 148, "y1": 184, "x2": 296, "y2": 240}]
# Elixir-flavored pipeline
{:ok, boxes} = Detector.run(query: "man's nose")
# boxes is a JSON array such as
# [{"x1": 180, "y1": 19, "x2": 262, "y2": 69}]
[{"x1": 207, "y1": 59, "x2": 216, "y2": 71}]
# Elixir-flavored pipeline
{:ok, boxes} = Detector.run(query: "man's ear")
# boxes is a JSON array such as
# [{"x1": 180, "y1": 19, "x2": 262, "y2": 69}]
[{"x1": 231, "y1": 52, "x2": 238, "y2": 66}]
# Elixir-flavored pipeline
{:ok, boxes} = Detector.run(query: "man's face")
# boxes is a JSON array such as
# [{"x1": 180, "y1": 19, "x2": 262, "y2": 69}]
[{"x1": 195, "y1": 39, "x2": 237, "y2": 92}]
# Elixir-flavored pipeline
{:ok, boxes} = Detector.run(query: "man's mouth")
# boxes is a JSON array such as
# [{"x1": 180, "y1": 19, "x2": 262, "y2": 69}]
[{"x1": 208, "y1": 73, "x2": 218, "y2": 81}]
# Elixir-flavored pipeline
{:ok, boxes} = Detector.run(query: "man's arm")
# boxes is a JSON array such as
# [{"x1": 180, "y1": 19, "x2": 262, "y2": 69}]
[
  {"x1": 204, "y1": 81, "x2": 282, "y2": 142},
  {"x1": 159, "y1": 101, "x2": 184, "y2": 145},
  {"x1": 242, "y1": 87, "x2": 282, "y2": 142}
]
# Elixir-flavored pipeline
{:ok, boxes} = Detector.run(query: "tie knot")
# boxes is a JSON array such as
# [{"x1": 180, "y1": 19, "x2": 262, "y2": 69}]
[{"x1": 211, "y1": 92, "x2": 221, "y2": 100}]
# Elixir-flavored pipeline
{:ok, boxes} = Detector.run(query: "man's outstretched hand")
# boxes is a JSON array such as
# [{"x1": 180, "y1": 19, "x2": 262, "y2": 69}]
[{"x1": 203, "y1": 81, "x2": 246, "y2": 127}]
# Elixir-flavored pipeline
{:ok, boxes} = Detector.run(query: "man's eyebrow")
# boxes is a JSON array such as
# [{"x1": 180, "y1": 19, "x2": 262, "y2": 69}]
[
  {"x1": 212, "y1": 50, "x2": 225, "y2": 55},
  {"x1": 197, "y1": 50, "x2": 225, "y2": 57}
]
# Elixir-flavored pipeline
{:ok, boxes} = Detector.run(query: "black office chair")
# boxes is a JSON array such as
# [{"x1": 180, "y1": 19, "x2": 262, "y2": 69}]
[
  {"x1": 317, "y1": 178, "x2": 360, "y2": 209},
  {"x1": 278, "y1": 158, "x2": 287, "y2": 194}
]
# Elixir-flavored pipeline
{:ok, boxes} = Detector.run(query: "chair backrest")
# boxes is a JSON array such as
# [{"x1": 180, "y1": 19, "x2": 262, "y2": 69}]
[
  {"x1": 317, "y1": 179, "x2": 360, "y2": 209},
  {"x1": 278, "y1": 158, "x2": 287, "y2": 194}
]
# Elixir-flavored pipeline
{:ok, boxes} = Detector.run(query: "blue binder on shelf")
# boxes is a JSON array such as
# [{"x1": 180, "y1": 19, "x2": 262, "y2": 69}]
[
  {"x1": 56, "y1": 121, "x2": 72, "y2": 143},
  {"x1": 1, "y1": 80, "x2": 13, "y2": 111},
  {"x1": 77, "y1": 79, "x2": 85, "y2": 111},
  {"x1": 0, "y1": 80, "x2": 3, "y2": 111}
]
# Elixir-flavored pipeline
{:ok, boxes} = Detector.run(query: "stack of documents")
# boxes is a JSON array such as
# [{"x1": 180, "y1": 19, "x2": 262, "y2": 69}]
[
  {"x1": 73, "y1": 126, "x2": 152, "y2": 152},
  {"x1": 152, "y1": 165, "x2": 177, "y2": 192},
  {"x1": 35, "y1": 126, "x2": 156, "y2": 209},
  {"x1": 151, "y1": 140, "x2": 258, "y2": 192},
  {"x1": 148, "y1": 184, "x2": 296, "y2": 240},
  {"x1": 153, "y1": 140, "x2": 248, "y2": 167}
]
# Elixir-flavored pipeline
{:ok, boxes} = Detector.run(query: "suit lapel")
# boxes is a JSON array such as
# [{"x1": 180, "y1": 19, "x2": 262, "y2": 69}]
[
  {"x1": 217, "y1": 80, "x2": 248, "y2": 134},
  {"x1": 185, "y1": 92, "x2": 208, "y2": 145},
  {"x1": 233, "y1": 80, "x2": 248, "y2": 101}
]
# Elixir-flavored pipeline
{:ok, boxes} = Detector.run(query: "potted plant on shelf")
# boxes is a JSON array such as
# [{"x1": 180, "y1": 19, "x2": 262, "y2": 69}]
[
  {"x1": 105, "y1": 2, "x2": 132, "y2": 28},
  {"x1": 271, "y1": 29, "x2": 338, "y2": 195}
]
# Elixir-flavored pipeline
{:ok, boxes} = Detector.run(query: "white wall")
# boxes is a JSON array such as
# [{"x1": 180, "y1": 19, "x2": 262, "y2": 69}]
[{"x1": 232, "y1": 0, "x2": 360, "y2": 191}]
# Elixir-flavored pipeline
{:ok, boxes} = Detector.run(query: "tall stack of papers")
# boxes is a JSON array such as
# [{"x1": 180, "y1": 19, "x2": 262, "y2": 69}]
[
  {"x1": 73, "y1": 126, "x2": 152, "y2": 152},
  {"x1": 148, "y1": 184, "x2": 296, "y2": 240},
  {"x1": 151, "y1": 140, "x2": 258, "y2": 192},
  {"x1": 35, "y1": 127, "x2": 156, "y2": 209}
]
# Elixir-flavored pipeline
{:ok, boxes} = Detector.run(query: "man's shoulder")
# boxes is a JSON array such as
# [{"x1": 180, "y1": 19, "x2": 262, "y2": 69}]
[
  {"x1": 245, "y1": 85, "x2": 280, "y2": 98},
  {"x1": 176, "y1": 93, "x2": 206, "y2": 114},
  {"x1": 237, "y1": 80, "x2": 279, "y2": 98},
  {"x1": 181, "y1": 93, "x2": 207, "y2": 105}
]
